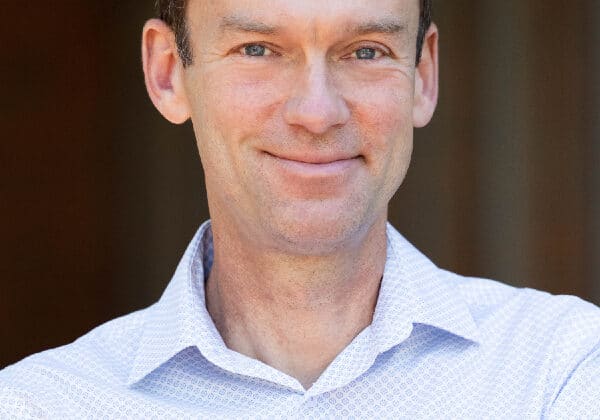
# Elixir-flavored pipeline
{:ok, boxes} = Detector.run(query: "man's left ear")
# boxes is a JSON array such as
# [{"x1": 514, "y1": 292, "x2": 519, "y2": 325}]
[{"x1": 413, "y1": 23, "x2": 439, "y2": 128}]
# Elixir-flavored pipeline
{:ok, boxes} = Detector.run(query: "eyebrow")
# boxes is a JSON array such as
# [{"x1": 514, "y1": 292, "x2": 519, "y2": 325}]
[
  {"x1": 218, "y1": 15, "x2": 408, "y2": 41},
  {"x1": 351, "y1": 19, "x2": 407, "y2": 36},
  {"x1": 219, "y1": 15, "x2": 279, "y2": 35}
]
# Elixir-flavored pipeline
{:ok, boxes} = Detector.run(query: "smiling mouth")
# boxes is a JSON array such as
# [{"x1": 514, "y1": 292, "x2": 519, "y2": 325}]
[
  {"x1": 263, "y1": 151, "x2": 363, "y2": 178},
  {"x1": 263, "y1": 151, "x2": 362, "y2": 165}
]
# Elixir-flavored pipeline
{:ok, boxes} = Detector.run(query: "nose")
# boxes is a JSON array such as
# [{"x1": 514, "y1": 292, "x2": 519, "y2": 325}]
[{"x1": 283, "y1": 60, "x2": 350, "y2": 135}]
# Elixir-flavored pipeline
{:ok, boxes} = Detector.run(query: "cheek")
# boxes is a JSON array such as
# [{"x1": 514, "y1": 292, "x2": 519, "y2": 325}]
[
  {"x1": 347, "y1": 80, "x2": 415, "y2": 198},
  {"x1": 188, "y1": 68, "x2": 290, "y2": 199},
  {"x1": 350, "y1": 82, "x2": 414, "y2": 159},
  {"x1": 197, "y1": 69, "x2": 289, "y2": 142}
]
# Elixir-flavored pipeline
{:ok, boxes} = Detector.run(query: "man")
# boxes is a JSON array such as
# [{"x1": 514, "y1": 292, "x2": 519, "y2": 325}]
[{"x1": 1, "y1": 0, "x2": 598, "y2": 417}]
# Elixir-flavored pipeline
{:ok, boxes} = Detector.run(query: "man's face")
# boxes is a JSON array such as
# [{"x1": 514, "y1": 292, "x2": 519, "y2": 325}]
[{"x1": 181, "y1": 0, "x2": 430, "y2": 253}]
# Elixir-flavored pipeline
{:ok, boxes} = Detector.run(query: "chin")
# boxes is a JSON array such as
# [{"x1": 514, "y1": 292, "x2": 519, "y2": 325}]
[{"x1": 262, "y1": 204, "x2": 376, "y2": 255}]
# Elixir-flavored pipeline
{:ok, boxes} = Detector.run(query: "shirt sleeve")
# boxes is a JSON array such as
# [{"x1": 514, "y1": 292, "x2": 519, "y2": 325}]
[
  {"x1": 0, "y1": 386, "x2": 48, "y2": 419},
  {"x1": 545, "y1": 317, "x2": 600, "y2": 419}
]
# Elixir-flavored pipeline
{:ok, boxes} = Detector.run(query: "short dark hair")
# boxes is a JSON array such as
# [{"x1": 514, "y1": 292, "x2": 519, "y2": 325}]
[{"x1": 156, "y1": 0, "x2": 433, "y2": 67}]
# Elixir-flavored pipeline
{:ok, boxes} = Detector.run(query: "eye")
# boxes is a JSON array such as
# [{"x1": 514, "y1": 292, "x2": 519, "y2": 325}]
[
  {"x1": 348, "y1": 47, "x2": 387, "y2": 60},
  {"x1": 240, "y1": 44, "x2": 274, "y2": 57}
]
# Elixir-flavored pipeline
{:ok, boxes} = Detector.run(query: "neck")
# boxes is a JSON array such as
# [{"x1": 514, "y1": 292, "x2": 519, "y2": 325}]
[{"x1": 205, "y1": 218, "x2": 387, "y2": 390}]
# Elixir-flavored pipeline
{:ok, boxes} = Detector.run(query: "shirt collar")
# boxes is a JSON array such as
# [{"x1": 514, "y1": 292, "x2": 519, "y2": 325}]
[
  {"x1": 370, "y1": 224, "x2": 481, "y2": 354},
  {"x1": 127, "y1": 221, "x2": 481, "y2": 387},
  {"x1": 127, "y1": 221, "x2": 301, "y2": 389},
  {"x1": 127, "y1": 221, "x2": 219, "y2": 386}
]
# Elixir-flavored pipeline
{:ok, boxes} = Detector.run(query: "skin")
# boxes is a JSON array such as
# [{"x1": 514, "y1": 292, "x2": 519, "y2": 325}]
[{"x1": 142, "y1": 0, "x2": 438, "y2": 389}]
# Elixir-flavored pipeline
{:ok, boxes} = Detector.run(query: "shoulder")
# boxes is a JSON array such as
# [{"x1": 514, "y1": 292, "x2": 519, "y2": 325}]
[
  {"x1": 445, "y1": 271, "x2": 600, "y2": 415},
  {"x1": 0, "y1": 306, "x2": 150, "y2": 416},
  {"x1": 448, "y1": 272, "x2": 600, "y2": 342}
]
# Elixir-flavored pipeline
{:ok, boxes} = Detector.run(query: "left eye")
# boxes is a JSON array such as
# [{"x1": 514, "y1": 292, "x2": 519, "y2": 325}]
[{"x1": 352, "y1": 47, "x2": 381, "y2": 60}]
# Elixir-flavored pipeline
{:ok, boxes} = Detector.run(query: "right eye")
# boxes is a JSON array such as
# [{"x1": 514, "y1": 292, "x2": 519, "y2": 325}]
[{"x1": 240, "y1": 44, "x2": 274, "y2": 57}]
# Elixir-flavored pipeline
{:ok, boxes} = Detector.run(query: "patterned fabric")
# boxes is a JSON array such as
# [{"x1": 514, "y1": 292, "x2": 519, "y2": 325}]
[{"x1": 1, "y1": 220, "x2": 599, "y2": 419}]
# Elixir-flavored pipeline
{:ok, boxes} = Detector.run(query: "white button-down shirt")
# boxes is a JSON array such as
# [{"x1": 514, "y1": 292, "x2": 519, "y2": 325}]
[{"x1": 1, "y1": 221, "x2": 599, "y2": 418}]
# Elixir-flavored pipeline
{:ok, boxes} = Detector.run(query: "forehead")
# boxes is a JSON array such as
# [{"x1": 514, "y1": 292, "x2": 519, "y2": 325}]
[{"x1": 186, "y1": 0, "x2": 420, "y2": 36}]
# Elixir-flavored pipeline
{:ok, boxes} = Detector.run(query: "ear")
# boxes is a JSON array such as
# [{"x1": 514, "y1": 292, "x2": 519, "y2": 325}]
[
  {"x1": 413, "y1": 23, "x2": 439, "y2": 128},
  {"x1": 142, "y1": 19, "x2": 190, "y2": 124}
]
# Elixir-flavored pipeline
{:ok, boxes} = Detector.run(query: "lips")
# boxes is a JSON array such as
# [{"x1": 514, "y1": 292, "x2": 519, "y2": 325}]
[
  {"x1": 262, "y1": 151, "x2": 362, "y2": 179},
  {"x1": 264, "y1": 151, "x2": 361, "y2": 165}
]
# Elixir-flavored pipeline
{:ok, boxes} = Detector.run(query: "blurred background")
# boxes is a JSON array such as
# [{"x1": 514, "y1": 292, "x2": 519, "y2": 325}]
[{"x1": 1, "y1": 1, "x2": 599, "y2": 368}]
